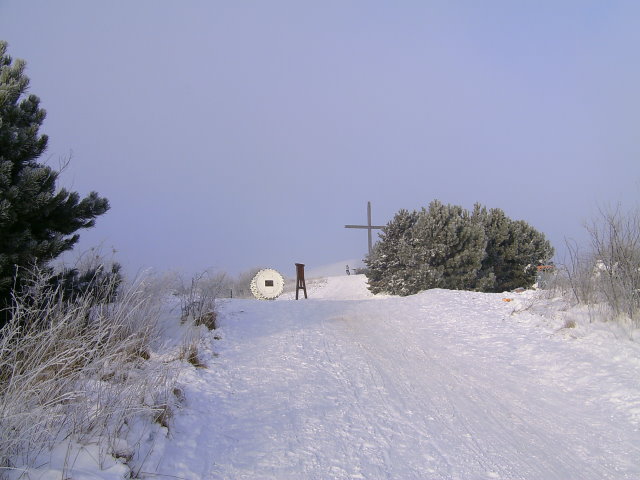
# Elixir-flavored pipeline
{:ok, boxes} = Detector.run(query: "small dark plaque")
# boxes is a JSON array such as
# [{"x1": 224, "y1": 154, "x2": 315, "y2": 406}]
[{"x1": 265, "y1": 280, "x2": 274, "y2": 287}]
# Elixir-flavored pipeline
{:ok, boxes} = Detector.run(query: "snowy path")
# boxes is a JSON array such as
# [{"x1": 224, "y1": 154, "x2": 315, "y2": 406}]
[{"x1": 149, "y1": 276, "x2": 640, "y2": 479}]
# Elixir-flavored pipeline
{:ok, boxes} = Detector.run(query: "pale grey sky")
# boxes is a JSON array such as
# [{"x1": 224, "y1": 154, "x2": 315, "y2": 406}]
[{"x1": 1, "y1": 1, "x2": 638, "y2": 277}]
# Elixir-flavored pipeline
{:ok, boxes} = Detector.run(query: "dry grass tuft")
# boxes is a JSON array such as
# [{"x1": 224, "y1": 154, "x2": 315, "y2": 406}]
[
  {"x1": 182, "y1": 344, "x2": 207, "y2": 369},
  {"x1": 0, "y1": 267, "x2": 175, "y2": 474},
  {"x1": 195, "y1": 311, "x2": 217, "y2": 330}
]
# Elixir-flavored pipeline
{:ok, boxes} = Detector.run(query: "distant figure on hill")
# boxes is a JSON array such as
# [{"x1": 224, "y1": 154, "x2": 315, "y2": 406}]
[{"x1": 346, "y1": 265, "x2": 350, "y2": 276}]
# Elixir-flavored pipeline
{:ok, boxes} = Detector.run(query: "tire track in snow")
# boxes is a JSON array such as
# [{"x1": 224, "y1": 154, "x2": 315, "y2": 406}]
[
  {"x1": 318, "y1": 314, "x2": 446, "y2": 479},
  {"x1": 325, "y1": 294, "x2": 640, "y2": 479}
]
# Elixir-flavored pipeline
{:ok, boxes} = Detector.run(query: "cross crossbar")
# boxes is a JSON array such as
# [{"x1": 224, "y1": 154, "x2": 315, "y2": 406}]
[{"x1": 345, "y1": 225, "x2": 385, "y2": 229}]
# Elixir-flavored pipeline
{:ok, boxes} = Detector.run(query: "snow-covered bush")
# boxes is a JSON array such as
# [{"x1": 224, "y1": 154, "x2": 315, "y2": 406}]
[
  {"x1": 231, "y1": 267, "x2": 264, "y2": 298},
  {"x1": 472, "y1": 205, "x2": 555, "y2": 292},
  {"x1": 176, "y1": 270, "x2": 225, "y2": 329},
  {"x1": 0, "y1": 267, "x2": 175, "y2": 477},
  {"x1": 174, "y1": 267, "x2": 268, "y2": 302},
  {"x1": 408, "y1": 201, "x2": 485, "y2": 292},
  {"x1": 366, "y1": 209, "x2": 419, "y2": 296},
  {"x1": 366, "y1": 201, "x2": 554, "y2": 295}
]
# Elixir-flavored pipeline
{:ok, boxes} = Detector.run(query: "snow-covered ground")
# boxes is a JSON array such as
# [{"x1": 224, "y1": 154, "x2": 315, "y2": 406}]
[{"x1": 140, "y1": 274, "x2": 640, "y2": 479}]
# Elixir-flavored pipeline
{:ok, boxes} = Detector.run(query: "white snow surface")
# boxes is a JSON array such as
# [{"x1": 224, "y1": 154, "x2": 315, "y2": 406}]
[
  {"x1": 144, "y1": 274, "x2": 640, "y2": 479},
  {"x1": 306, "y1": 260, "x2": 365, "y2": 279}
]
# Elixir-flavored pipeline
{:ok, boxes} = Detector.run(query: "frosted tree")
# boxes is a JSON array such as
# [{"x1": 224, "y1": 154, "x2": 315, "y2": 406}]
[
  {"x1": 0, "y1": 41, "x2": 109, "y2": 320},
  {"x1": 502, "y1": 219, "x2": 554, "y2": 290},
  {"x1": 367, "y1": 201, "x2": 485, "y2": 295},
  {"x1": 472, "y1": 205, "x2": 509, "y2": 291},
  {"x1": 407, "y1": 200, "x2": 485, "y2": 293},
  {"x1": 367, "y1": 200, "x2": 554, "y2": 295},
  {"x1": 472, "y1": 204, "x2": 554, "y2": 291},
  {"x1": 366, "y1": 209, "x2": 419, "y2": 295}
]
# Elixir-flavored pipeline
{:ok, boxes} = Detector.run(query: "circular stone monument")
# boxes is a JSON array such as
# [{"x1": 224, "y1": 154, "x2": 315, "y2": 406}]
[{"x1": 250, "y1": 269, "x2": 285, "y2": 300}]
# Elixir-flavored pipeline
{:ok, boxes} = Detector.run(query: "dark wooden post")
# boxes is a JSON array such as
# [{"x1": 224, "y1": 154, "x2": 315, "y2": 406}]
[{"x1": 295, "y1": 263, "x2": 307, "y2": 300}]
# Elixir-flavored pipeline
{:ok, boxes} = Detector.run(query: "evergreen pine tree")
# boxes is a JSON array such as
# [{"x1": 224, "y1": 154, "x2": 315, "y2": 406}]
[
  {"x1": 365, "y1": 209, "x2": 419, "y2": 295},
  {"x1": 501, "y1": 219, "x2": 554, "y2": 290},
  {"x1": 0, "y1": 41, "x2": 109, "y2": 318},
  {"x1": 409, "y1": 200, "x2": 485, "y2": 292},
  {"x1": 472, "y1": 204, "x2": 554, "y2": 291},
  {"x1": 472, "y1": 204, "x2": 508, "y2": 291},
  {"x1": 366, "y1": 200, "x2": 554, "y2": 295}
]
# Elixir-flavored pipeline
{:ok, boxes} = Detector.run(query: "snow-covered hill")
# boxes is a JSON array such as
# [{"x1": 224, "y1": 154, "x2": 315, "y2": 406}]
[{"x1": 144, "y1": 275, "x2": 640, "y2": 479}]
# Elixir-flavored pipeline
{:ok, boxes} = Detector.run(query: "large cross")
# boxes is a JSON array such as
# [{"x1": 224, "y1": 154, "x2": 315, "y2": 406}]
[{"x1": 345, "y1": 201, "x2": 385, "y2": 256}]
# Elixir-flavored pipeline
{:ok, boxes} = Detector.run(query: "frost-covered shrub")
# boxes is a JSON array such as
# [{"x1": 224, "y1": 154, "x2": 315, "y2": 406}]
[
  {"x1": 176, "y1": 270, "x2": 224, "y2": 328},
  {"x1": 408, "y1": 201, "x2": 485, "y2": 292},
  {"x1": 366, "y1": 201, "x2": 554, "y2": 295},
  {"x1": 366, "y1": 209, "x2": 419, "y2": 295},
  {"x1": 0, "y1": 267, "x2": 174, "y2": 476},
  {"x1": 561, "y1": 204, "x2": 640, "y2": 325},
  {"x1": 231, "y1": 268, "x2": 264, "y2": 298},
  {"x1": 472, "y1": 205, "x2": 554, "y2": 292}
]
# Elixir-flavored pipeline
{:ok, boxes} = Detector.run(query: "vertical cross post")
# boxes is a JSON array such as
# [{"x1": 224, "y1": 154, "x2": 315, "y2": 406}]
[
  {"x1": 367, "y1": 201, "x2": 373, "y2": 255},
  {"x1": 295, "y1": 263, "x2": 307, "y2": 300}
]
